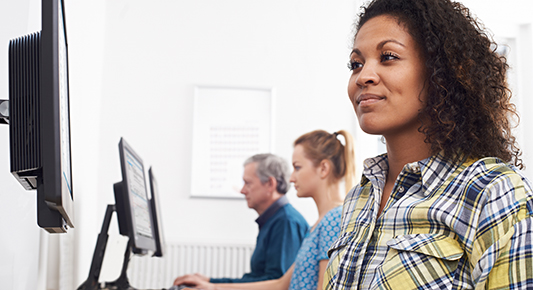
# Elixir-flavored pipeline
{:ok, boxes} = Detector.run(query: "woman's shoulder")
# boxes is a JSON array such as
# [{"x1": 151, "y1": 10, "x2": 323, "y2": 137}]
[
  {"x1": 463, "y1": 156, "x2": 519, "y2": 173},
  {"x1": 461, "y1": 157, "x2": 532, "y2": 189},
  {"x1": 457, "y1": 156, "x2": 533, "y2": 213},
  {"x1": 314, "y1": 206, "x2": 343, "y2": 243},
  {"x1": 327, "y1": 205, "x2": 343, "y2": 216},
  {"x1": 319, "y1": 206, "x2": 343, "y2": 227}
]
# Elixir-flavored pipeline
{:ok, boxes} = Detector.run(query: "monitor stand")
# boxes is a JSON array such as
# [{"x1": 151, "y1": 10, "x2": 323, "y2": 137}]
[
  {"x1": 77, "y1": 204, "x2": 136, "y2": 290},
  {"x1": 103, "y1": 239, "x2": 135, "y2": 289}
]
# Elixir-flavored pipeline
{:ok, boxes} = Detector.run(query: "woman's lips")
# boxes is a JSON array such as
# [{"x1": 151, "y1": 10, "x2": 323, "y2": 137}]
[{"x1": 356, "y1": 94, "x2": 384, "y2": 105}]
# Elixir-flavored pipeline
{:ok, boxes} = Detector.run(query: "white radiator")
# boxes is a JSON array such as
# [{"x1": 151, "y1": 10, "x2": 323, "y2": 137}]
[{"x1": 127, "y1": 242, "x2": 255, "y2": 289}]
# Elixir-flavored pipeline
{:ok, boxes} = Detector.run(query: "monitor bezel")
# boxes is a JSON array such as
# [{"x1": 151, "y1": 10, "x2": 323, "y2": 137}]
[
  {"x1": 117, "y1": 138, "x2": 156, "y2": 253},
  {"x1": 40, "y1": 0, "x2": 74, "y2": 228},
  {"x1": 148, "y1": 167, "x2": 165, "y2": 257}
]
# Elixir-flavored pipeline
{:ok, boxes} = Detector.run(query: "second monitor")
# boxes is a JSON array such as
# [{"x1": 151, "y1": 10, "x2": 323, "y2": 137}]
[
  {"x1": 78, "y1": 137, "x2": 164, "y2": 290},
  {"x1": 114, "y1": 138, "x2": 156, "y2": 254},
  {"x1": 148, "y1": 167, "x2": 165, "y2": 257}
]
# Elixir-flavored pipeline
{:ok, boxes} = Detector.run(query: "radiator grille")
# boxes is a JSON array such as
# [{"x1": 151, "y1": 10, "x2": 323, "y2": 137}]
[
  {"x1": 8, "y1": 31, "x2": 42, "y2": 189},
  {"x1": 127, "y1": 242, "x2": 254, "y2": 289}
]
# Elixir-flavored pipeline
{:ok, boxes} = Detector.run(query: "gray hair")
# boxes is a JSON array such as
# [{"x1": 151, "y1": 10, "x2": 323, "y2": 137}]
[{"x1": 244, "y1": 153, "x2": 291, "y2": 194}]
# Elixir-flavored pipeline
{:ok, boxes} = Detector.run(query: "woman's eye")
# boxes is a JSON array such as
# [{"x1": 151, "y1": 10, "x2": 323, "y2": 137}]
[
  {"x1": 347, "y1": 61, "x2": 362, "y2": 71},
  {"x1": 381, "y1": 52, "x2": 399, "y2": 62}
]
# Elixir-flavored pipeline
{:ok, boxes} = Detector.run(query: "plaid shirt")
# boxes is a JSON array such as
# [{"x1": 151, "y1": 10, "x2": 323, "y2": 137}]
[{"x1": 324, "y1": 154, "x2": 533, "y2": 289}]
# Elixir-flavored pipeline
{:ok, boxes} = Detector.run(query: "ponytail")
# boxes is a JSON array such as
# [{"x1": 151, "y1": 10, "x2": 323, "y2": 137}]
[
  {"x1": 294, "y1": 129, "x2": 356, "y2": 194},
  {"x1": 335, "y1": 130, "x2": 356, "y2": 193}
]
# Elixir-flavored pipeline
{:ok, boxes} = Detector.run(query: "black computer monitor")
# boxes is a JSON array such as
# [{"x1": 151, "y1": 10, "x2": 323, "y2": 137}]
[
  {"x1": 114, "y1": 138, "x2": 156, "y2": 254},
  {"x1": 78, "y1": 139, "x2": 162, "y2": 290},
  {"x1": 8, "y1": 0, "x2": 73, "y2": 233},
  {"x1": 148, "y1": 167, "x2": 165, "y2": 257}
]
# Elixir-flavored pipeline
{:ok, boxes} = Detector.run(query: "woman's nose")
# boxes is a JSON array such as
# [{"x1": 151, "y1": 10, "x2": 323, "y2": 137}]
[{"x1": 355, "y1": 62, "x2": 380, "y2": 87}]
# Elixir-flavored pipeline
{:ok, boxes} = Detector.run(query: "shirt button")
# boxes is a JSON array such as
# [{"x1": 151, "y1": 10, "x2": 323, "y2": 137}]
[{"x1": 398, "y1": 186, "x2": 405, "y2": 193}]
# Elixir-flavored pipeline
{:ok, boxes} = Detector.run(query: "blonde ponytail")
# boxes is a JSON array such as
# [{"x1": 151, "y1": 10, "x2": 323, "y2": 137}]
[
  {"x1": 336, "y1": 130, "x2": 356, "y2": 193},
  {"x1": 294, "y1": 129, "x2": 356, "y2": 194}
]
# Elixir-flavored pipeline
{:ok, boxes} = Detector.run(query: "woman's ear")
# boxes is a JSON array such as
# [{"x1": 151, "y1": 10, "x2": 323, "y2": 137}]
[{"x1": 318, "y1": 159, "x2": 332, "y2": 179}]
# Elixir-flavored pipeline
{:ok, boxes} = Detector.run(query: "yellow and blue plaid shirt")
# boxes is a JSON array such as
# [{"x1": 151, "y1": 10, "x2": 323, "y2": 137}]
[{"x1": 324, "y1": 153, "x2": 533, "y2": 289}]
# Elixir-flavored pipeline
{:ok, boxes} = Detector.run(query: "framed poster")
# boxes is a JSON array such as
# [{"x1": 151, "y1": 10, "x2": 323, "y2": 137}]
[{"x1": 190, "y1": 86, "x2": 274, "y2": 198}]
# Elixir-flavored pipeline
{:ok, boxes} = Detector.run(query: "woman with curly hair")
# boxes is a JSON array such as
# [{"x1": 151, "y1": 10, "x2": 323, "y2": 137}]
[{"x1": 324, "y1": 0, "x2": 533, "y2": 289}]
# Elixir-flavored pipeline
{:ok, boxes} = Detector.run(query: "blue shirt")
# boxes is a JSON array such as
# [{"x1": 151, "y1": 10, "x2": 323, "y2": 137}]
[
  {"x1": 210, "y1": 196, "x2": 309, "y2": 283},
  {"x1": 289, "y1": 206, "x2": 342, "y2": 290}
]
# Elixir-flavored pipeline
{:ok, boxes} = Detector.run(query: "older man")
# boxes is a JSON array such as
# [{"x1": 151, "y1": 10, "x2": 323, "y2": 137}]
[{"x1": 174, "y1": 153, "x2": 309, "y2": 284}]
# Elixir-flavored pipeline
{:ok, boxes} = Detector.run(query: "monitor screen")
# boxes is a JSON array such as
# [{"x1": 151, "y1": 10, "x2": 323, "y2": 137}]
[
  {"x1": 115, "y1": 138, "x2": 156, "y2": 254},
  {"x1": 148, "y1": 167, "x2": 165, "y2": 257},
  {"x1": 8, "y1": 0, "x2": 73, "y2": 233}
]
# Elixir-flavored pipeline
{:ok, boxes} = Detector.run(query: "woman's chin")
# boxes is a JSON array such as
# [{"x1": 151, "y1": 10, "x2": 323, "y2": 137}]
[{"x1": 296, "y1": 191, "x2": 309, "y2": 198}]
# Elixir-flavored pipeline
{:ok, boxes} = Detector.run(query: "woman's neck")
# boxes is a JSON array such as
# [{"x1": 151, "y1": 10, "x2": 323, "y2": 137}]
[
  {"x1": 313, "y1": 182, "x2": 344, "y2": 221},
  {"x1": 385, "y1": 132, "x2": 432, "y2": 183},
  {"x1": 377, "y1": 132, "x2": 432, "y2": 216}
]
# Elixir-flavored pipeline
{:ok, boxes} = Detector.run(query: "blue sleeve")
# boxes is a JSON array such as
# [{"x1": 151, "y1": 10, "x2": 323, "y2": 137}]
[
  {"x1": 210, "y1": 274, "x2": 274, "y2": 283},
  {"x1": 211, "y1": 218, "x2": 307, "y2": 283},
  {"x1": 318, "y1": 208, "x2": 342, "y2": 261},
  {"x1": 210, "y1": 277, "x2": 237, "y2": 283}
]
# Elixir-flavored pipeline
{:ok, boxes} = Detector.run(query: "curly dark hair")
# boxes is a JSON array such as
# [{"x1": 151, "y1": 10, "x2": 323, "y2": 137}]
[{"x1": 356, "y1": 0, "x2": 522, "y2": 168}]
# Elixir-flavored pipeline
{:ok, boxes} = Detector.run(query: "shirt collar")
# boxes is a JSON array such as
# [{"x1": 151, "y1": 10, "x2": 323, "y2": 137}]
[
  {"x1": 361, "y1": 153, "x2": 388, "y2": 186},
  {"x1": 255, "y1": 195, "x2": 289, "y2": 229},
  {"x1": 360, "y1": 152, "x2": 473, "y2": 193}
]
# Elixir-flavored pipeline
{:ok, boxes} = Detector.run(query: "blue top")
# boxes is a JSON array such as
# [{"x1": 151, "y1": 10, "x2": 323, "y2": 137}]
[
  {"x1": 289, "y1": 206, "x2": 342, "y2": 290},
  {"x1": 210, "y1": 196, "x2": 309, "y2": 283}
]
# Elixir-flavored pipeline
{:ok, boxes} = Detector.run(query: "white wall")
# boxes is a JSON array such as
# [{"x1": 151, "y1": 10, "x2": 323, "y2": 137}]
[
  {"x1": 0, "y1": 0, "x2": 532, "y2": 289},
  {"x1": 0, "y1": 1, "x2": 44, "y2": 289},
  {"x1": 77, "y1": 0, "x2": 359, "y2": 287}
]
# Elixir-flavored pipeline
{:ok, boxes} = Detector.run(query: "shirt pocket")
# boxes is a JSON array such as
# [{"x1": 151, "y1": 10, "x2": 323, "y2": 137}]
[
  {"x1": 387, "y1": 233, "x2": 464, "y2": 261},
  {"x1": 371, "y1": 233, "x2": 464, "y2": 290}
]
